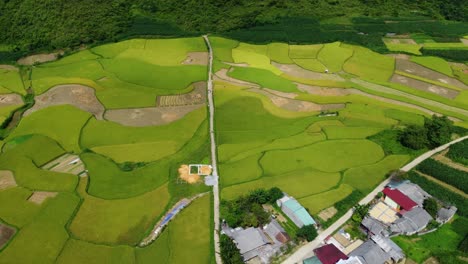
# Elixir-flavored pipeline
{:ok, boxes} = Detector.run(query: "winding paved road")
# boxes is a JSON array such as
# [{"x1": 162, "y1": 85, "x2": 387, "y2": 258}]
[
  {"x1": 203, "y1": 35, "x2": 222, "y2": 264},
  {"x1": 282, "y1": 135, "x2": 468, "y2": 264}
]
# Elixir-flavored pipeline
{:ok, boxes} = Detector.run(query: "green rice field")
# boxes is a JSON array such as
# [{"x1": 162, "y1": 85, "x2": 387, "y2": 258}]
[{"x1": 0, "y1": 34, "x2": 467, "y2": 263}]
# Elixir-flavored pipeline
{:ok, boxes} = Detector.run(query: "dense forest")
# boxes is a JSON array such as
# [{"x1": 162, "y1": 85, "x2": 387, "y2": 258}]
[{"x1": 0, "y1": 0, "x2": 467, "y2": 58}]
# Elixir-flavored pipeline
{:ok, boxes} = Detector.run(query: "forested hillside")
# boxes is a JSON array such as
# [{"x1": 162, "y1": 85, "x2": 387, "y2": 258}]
[{"x1": 0, "y1": 0, "x2": 466, "y2": 58}]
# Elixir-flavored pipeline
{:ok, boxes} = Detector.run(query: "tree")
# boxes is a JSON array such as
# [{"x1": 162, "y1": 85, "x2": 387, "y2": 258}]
[
  {"x1": 296, "y1": 225, "x2": 318, "y2": 242},
  {"x1": 268, "y1": 187, "x2": 284, "y2": 203},
  {"x1": 352, "y1": 204, "x2": 369, "y2": 223},
  {"x1": 220, "y1": 235, "x2": 243, "y2": 264},
  {"x1": 400, "y1": 125, "x2": 428, "y2": 150},
  {"x1": 424, "y1": 115, "x2": 453, "y2": 148},
  {"x1": 423, "y1": 198, "x2": 439, "y2": 218}
]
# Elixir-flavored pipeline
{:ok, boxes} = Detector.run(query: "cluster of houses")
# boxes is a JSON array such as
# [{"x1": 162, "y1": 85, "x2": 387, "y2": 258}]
[
  {"x1": 303, "y1": 180, "x2": 457, "y2": 264},
  {"x1": 222, "y1": 193, "x2": 317, "y2": 263}
]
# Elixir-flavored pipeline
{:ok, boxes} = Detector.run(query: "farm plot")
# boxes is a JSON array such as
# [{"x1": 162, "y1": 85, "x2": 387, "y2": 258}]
[
  {"x1": 7, "y1": 105, "x2": 91, "y2": 153},
  {"x1": 25, "y1": 84, "x2": 105, "y2": 119},
  {"x1": 395, "y1": 59, "x2": 467, "y2": 89},
  {"x1": 343, "y1": 44, "x2": 395, "y2": 82},
  {"x1": 391, "y1": 74, "x2": 459, "y2": 99},
  {"x1": 157, "y1": 81, "x2": 206, "y2": 106},
  {"x1": 104, "y1": 104, "x2": 204, "y2": 127},
  {"x1": 136, "y1": 194, "x2": 211, "y2": 264},
  {"x1": 0, "y1": 67, "x2": 25, "y2": 95},
  {"x1": 42, "y1": 153, "x2": 87, "y2": 177},
  {"x1": 272, "y1": 62, "x2": 344, "y2": 81},
  {"x1": 70, "y1": 178, "x2": 170, "y2": 245},
  {"x1": 57, "y1": 239, "x2": 135, "y2": 264},
  {"x1": 0, "y1": 223, "x2": 15, "y2": 249}
]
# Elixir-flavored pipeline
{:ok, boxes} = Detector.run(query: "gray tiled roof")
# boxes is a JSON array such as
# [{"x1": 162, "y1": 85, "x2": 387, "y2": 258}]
[
  {"x1": 362, "y1": 217, "x2": 389, "y2": 237},
  {"x1": 396, "y1": 181, "x2": 430, "y2": 206},
  {"x1": 233, "y1": 227, "x2": 268, "y2": 254},
  {"x1": 437, "y1": 206, "x2": 457, "y2": 222},
  {"x1": 371, "y1": 235, "x2": 405, "y2": 261},
  {"x1": 391, "y1": 207, "x2": 432, "y2": 234},
  {"x1": 350, "y1": 240, "x2": 390, "y2": 264}
]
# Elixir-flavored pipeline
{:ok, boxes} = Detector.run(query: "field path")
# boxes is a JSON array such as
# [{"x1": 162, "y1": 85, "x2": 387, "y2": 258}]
[
  {"x1": 203, "y1": 35, "x2": 222, "y2": 264},
  {"x1": 282, "y1": 135, "x2": 468, "y2": 264}
]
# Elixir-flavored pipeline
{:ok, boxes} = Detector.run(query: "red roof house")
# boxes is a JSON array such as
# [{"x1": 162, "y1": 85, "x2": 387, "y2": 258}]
[
  {"x1": 313, "y1": 244, "x2": 348, "y2": 264},
  {"x1": 383, "y1": 187, "x2": 417, "y2": 212}
]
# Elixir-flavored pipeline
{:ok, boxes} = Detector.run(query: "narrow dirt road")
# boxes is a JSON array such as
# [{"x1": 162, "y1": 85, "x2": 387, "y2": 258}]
[
  {"x1": 282, "y1": 135, "x2": 468, "y2": 264},
  {"x1": 203, "y1": 35, "x2": 222, "y2": 264}
]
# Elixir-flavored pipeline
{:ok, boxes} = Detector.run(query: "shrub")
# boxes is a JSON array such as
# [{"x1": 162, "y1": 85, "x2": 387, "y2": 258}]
[
  {"x1": 447, "y1": 139, "x2": 468, "y2": 166},
  {"x1": 220, "y1": 235, "x2": 243, "y2": 264},
  {"x1": 423, "y1": 198, "x2": 439, "y2": 218},
  {"x1": 296, "y1": 225, "x2": 318, "y2": 242},
  {"x1": 399, "y1": 125, "x2": 428, "y2": 150}
]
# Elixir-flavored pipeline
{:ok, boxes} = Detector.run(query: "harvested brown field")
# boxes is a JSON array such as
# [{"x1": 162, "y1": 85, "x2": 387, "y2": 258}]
[
  {"x1": 0, "y1": 65, "x2": 18, "y2": 71},
  {"x1": 28, "y1": 191, "x2": 57, "y2": 205},
  {"x1": 388, "y1": 38, "x2": 417, "y2": 45},
  {"x1": 17, "y1": 51, "x2": 63, "y2": 65},
  {"x1": 460, "y1": 38, "x2": 468, "y2": 45},
  {"x1": 181, "y1": 52, "x2": 209, "y2": 65},
  {"x1": 0, "y1": 94, "x2": 23, "y2": 107},
  {"x1": 272, "y1": 62, "x2": 344, "y2": 81},
  {"x1": 423, "y1": 257, "x2": 439, "y2": 264},
  {"x1": 178, "y1": 164, "x2": 200, "y2": 184},
  {"x1": 391, "y1": 74, "x2": 459, "y2": 99},
  {"x1": 296, "y1": 83, "x2": 352, "y2": 96},
  {"x1": 297, "y1": 83, "x2": 442, "y2": 117},
  {"x1": 42, "y1": 154, "x2": 87, "y2": 176},
  {"x1": 318, "y1": 206, "x2": 337, "y2": 221},
  {"x1": 0, "y1": 224, "x2": 15, "y2": 249},
  {"x1": 214, "y1": 69, "x2": 260, "y2": 88},
  {"x1": 24, "y1": 84, "x2": 105, "y2": 119},
  {"x1": 389, "y1": 54, "x2": 410, "y2": 60},
  {"x1": 248, "y1": 88, "x2": 344, "y2": 112},
  {"x1": 157, "y1": 82, "x2": 206, "y2": 107},
  {"x1": 0, "y1": 170, "x2": 16, "y2": 190},
  {"x1": 396, "y1": 59, "x2": 468, "y2": 89},
  {"x1": 105, "y1": 104, "x2": 203, "y2": 127}
]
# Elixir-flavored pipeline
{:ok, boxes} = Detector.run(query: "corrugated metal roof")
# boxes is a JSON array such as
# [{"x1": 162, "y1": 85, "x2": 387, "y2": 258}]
[
  {"x1": 383, "y1": 188, "x2": 417, "y2": 211},
  {"x1": 283, "y1": 199, "x2": 316, "y2": 225}
]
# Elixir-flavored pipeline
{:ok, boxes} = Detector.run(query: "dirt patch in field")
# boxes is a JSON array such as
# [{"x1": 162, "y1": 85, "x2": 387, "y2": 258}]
[
  {"x1": 296, "y1": 83, "x2": 353, "y2": 96},
  {"x1": 0, "y1": 94, "x2": 23, "y2": 107},
  {"x1": 388, "y1": 38, "x2": 417, "y2": 45},
  {"x1": 0, "y1": 65, "x2": 18, "y2": 71},
  {"x1": 248, "y1": 88, "x2": 344, "y2": 112},
  {"x1": 105, "y1": 104, "x2": 203, "y2": 127},
  {"x1": 28, "y1": 191, "x2": 57, "y2": 204},
  {"x1": 25, "y1": 84, "x2": 105, "y2": 119},
  {"x1": 42, "y1": 153, "x2": 87, "y2": 176},
  {"x1": 391, "y1": 74, "x2": 459, "y2": 99},
  {"x1": 272, "y1": 62, "x2": 345, "y2": 81},
  {"x1": 396, "y1": 59, "x2": 468, "y2": 89},
  {"x1": 460, "y1": 38, "x2": 468, "y2": 45},
  {"x1": 178, "y1": 164, "x2": 200, "y2": 184},
  {"x1": 214, "y1": 69, "x2": 260, "y2": 87},
  {"x1": 388, "y1": 54, "x2": 410, "y2": 60},
  {"x1": 0, "y1": 224, "x2": 15, "y2": 249},
  {"x1": 297, "y1": 83, "x2": 445, "y2": 117},
  {"x1": 0, "y1": 170, "x2": 16, "y2": 190},
  {"x1": 318, "y1": 206, "x2": 337, "y2": 221},
  {"x1": 181, "y1": 52, "x2": 209, "y2": 65},
  {"x1": 157, "y1": 82, "x2": 206, "y2": 106},
  {"x1": 17, "y1": 51, "x2": 63, "y2": 65}
]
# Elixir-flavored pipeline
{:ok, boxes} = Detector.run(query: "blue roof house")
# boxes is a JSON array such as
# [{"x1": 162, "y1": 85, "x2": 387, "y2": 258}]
[{"x1": 277, "y1": 194, "x2": 316, "y2": 228}]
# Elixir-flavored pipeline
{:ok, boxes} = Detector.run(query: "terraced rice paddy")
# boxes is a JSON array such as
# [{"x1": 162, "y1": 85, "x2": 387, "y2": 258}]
[{"x1": 0, "y1": 35, "x2": 467, "y2": 263}]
